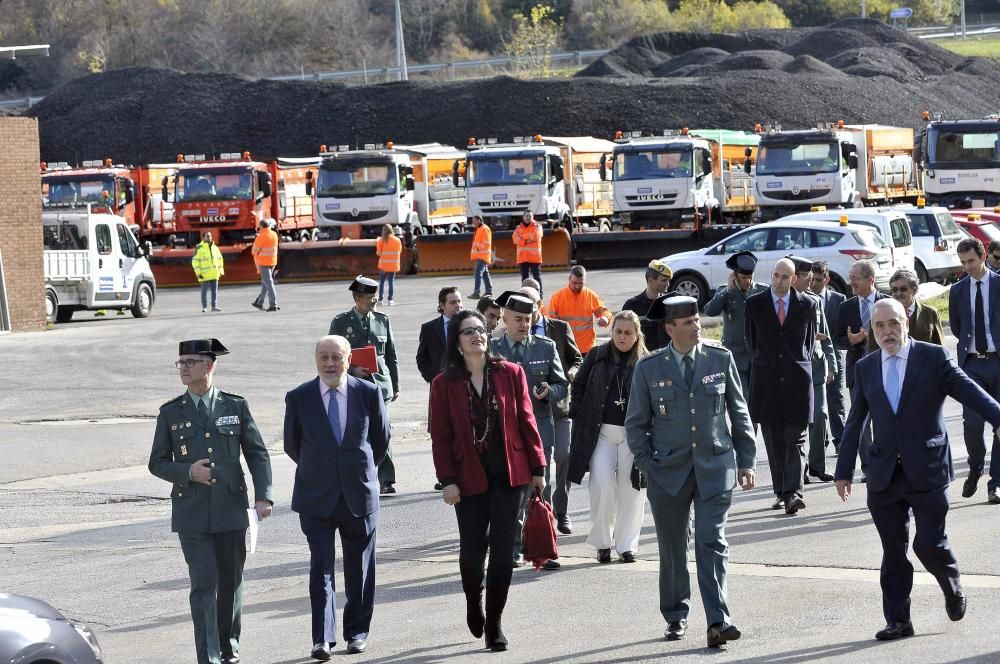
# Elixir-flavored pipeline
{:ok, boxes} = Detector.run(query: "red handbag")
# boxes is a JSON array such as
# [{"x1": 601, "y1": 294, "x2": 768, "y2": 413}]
[{"x1": 522, "y1": 488, "x2": 558, "y2": 570}]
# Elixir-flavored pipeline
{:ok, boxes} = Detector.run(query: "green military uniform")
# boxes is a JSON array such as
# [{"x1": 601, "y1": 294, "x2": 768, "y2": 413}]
[
  {"x1": 625, "y1": 295, "x2": 756, "y2": 645},
  {"x1": 329, "y1": 277, "x2": 400, "y2": 488},
  {"x1": 148, "y1": 340, "x2": 273, "y2": 664}
]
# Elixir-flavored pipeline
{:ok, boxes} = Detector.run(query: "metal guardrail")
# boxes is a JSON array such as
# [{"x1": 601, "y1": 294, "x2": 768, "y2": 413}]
[{"x1": 0, "y1": 95, "x2": 44, "y2": 109}]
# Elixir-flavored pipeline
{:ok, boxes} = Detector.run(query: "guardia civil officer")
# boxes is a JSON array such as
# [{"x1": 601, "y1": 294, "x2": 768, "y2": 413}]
[
  {"x1": 149, "y1": 339, "x2": 274, "y2": 664},
  {"x1": 702, "y1": 251, "x2": 768, "y2": 400},
  {"x1": 329, "y1": 276, "x2": 401, "y2": 494},
  {"x1": 491, "y1": 290, "x2": 568, "y2": 569},
  {"x1": 626, "y1": 295, "x2": 755, "y2": 648}
]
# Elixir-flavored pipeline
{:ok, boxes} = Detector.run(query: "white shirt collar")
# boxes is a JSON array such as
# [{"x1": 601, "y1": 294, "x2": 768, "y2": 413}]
[
  {"x1": 322, "y1": 380, "x2": 348, "y2": 399},
  {"x1": 882, "y1": 338, "x2": 911, "y2": 362}
]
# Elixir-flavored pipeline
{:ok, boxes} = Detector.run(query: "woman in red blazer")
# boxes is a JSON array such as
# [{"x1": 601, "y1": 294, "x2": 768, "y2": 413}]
[{"x1": 430, "y1": 309, "x2": 546, "y2": 652}]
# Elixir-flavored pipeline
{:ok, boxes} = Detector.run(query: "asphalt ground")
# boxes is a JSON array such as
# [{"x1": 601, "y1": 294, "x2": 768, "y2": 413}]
[{"x1": 2, "y1": 269, "x2": 999, "y2": 664}]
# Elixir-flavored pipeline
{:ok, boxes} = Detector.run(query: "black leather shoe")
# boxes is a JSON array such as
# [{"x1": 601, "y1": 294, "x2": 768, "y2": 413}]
[
  {"x1": 772, "y1": 497, "x2": 785, "y2": 510},
  {"x1": 467, "y1": 596, "x2": 485, "y2": 638},
  {"x1": 875, "y1": 621, "x2": 914, "y2": 641},
  {"x1": 946, "y1": 590, "x2": 967, "y2": 621},
  {"x1": 512, "y1": 553, "x2": 525, "y2": 568},
  {"x1": 311, "y1": 643, "x2": 332, "y2": 661},
  {"x1": 485, "y1": 625, "x2": 508, "y2": 651},
  {"x1": 707, "y1": 622, "x2": 741, "y2": 647},
  {"x1": 664, "y1": 619, "x2": 687, "y2": 641},
  {"x1": 620, "y1": 551, "x2": 636, "y2": 563},
  {"x1": 989, "y1": 488, "x2": 1000, "y2": 504},
  {"x1": 785, "y1": 496, "x2": 806, "y2": 515},
  {"x1": 556, "y1": 513, "x2": 572, "y2": 534},
  {"x1": 251, "y1": 301, "x2": 264, "y2": 310},
  {"x1": 380, "y1": 482, "x2": 396, "y2": 495},
  {"x1": 809, "y1": 471, "x2": 835, "y2": 482},
  {"x1": 347, "y1": 638, "x2": 367, "y2": 654},
  {"x1": 266, "y1": 305, "x2": 280, "y2": 311},
  {"x1": 434, "y1": 482, "x2": 443, "y2": 490},
  {"x1": 963, "y1": 471, "x2": 981, "y2": 498},
  {"x1": 541, "y1": 559, "x2": 561, "y2": 570},
  {"x1": 221, "y1": 654, "x2": 239, "y2": 664},
  {"x1": 597, "y1": 548, "x2": 612, "y2": 563}
]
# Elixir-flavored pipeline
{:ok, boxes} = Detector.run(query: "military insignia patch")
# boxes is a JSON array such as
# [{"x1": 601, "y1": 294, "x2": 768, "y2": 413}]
[
  {"x1": 347, "y1": 327, "x2": 353, "y2": 335},
  {"x1": 215, "y1": 415, "x2": 240, "y2": 426},
  {"x1": 185, "y1": 422, "x2": 192, "y2": 428},
  {"x1": 171, "y1": 424, "x2": 177, "y2": 431},
  {"x1": 180, "y1": 445, "x2": 188, "y2": 456}
]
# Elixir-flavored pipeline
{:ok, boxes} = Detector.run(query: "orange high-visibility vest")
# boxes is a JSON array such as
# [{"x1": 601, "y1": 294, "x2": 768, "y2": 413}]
[
  {"x1": 376, "y1": 235, "x2": 402, "y2": 273},
  {"x1": 251, "y1": 228, "x2": 279, "y2": 267},
  {"x1": 471, "y1": 225, "x2": 492, "y2": 262},
  {"x1": 547, "y1": 286, "x2": 611, "y2": 354},
  {"x1": 512, "y1": 221, "x2": 543, "y2": 264}
]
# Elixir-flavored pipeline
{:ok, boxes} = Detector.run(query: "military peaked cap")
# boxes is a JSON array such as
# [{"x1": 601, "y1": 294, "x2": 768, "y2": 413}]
[
  {"x1": 496, "y1": 290, "x2": 537, "y2": 314},
  {"x1": 725, "y1": 251, "x2": 758, "y2": 275},
  {"x1": 349, "y1": 276, "x2": 379, "y2": 294},
  {"x1": 647, "y1": 292, "x2": 698, "y2": 322},
  {"x1": 178, "y1": 338, "x2": 229, "y2": 358}
]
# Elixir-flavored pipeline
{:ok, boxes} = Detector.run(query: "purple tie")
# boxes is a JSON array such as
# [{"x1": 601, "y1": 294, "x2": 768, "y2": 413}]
[{"x1": 327, "y1": 389, "x2": 343, "y2": 445}]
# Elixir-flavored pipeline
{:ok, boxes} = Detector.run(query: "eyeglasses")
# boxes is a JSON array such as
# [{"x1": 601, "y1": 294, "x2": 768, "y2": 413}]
[
  {"x1": 889, "y1": 286, "x2": 911, "y2": 294},
  {"x1": 175, "y1": 359, "x2": 208, "y2": 369},
  {"x1": 459, "y1": 326, "x2": 487, "y2": 337},
  {"x1": 992, "y1": 254, "x2": 1000, "y2": 262}
]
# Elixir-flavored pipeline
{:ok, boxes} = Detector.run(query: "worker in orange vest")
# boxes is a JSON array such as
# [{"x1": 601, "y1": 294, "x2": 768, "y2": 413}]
[
  {"x1": 470, "y1": 215, "x2": 494, "y2": 298},
  {"x1": 251, "y1": 218, "x2": 280, "y2": 311},
  {"x1": 512, "y1": 210, "x2": 544, "y2": 294},
  {"x1": 547, "y1": 265, "x2": 611, "y2": 354},
  {"x1": 376, "y1": 224, "x2": 402, "y2": 305}
]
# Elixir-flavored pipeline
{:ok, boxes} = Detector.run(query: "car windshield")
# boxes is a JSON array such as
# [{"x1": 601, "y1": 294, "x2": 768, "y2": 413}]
[
  {"x1": 853, "y1": 228, "x2": 887, "y2": 248},
  {"x1": 928, "y1": 126, "x2": 1000, "y2": 166},
  {"x1": 467, "y1": 155, "x2": 545, "y2": 186},
  {"x1": 614, "y1": 148, "x2": 693, "y2": 181},
  {"x1": 757, "y1": 140, "x2": 839, "y2": 175},
  {"x1": 935, "y1": 211, "x2": 962, "y2": 236},
  {"x1": 43, "y1": 177, "x2": 115, "y2": 206},
  {"x1": 317, "y1": 160, "x2": 398, "y2": 196},
  {"x1": 176, "y1": 169, "x2": 254, "y2": 201}
]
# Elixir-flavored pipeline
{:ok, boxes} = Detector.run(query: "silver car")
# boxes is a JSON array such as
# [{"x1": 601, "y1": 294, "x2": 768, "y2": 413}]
[{"x1": 0, "y1": 593, "x2": 103, "y2": 663}]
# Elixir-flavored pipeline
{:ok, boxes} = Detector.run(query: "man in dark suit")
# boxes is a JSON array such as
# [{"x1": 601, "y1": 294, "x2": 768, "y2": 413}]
[
  {"x1": 284, "y1": 335, "x2": 391, "y2": 660},
  {"x1": 745, "y1": 258, "x2": 817, "y2": 514},
  {"x1": 149, "y1": 338, "x2": 274, "y2": 664},
  {"x1": 835, "y1": 259, "x2": 887, "y2": 480},
  {"x1": 835, "y1": 298, "x2": 1000, "y2": 641},
  {"x1": 810, "y1": 262, "x2": 847, "y2": 454},
  {"x1": 520, "y1": 285, "x2": 583, "y2": 534},
  {"x1": 950, "y1": 238, "x2": 1000, "y2": 504},
  {"x1": 866, "y1": 269, "x2": 944, "y2": 350},
  {"x1": 416, "y1": 286, "x2": 463, "y2": 383}
]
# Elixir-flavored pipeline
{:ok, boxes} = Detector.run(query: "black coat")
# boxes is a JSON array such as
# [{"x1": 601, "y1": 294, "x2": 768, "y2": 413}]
[
  {"x1": 416, "y1": 316, "x2": 448, "y2": 384},
  {"x1": 540, "y1": 315, "x2": 583, "y2": 419},
  {"x1": 745, "y1": 289, "x2": 817, "y2": 426},
  {"x1": 567, "y1": 342, "x2": 633, "y2": 484},
  {"x1": 834, "y1": 293, "x2": 888, "y2": 388}
]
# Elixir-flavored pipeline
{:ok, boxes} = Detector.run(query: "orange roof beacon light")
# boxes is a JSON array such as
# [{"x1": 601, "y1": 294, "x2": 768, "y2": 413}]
[
  {"x1": 810, "y1": 205, "x2": 828, "y2": 212},
  {"x1": 839, "y1": 214, "x2": 849, "y2": 226},
  {"x1": 534, "y1": 134, "x2": 543, "y2": 143},
  {"x1": 615, "y1": 130, "x2": 623, "y2": 140},
  {"x1": 681, "y1": 127, "x2": 689, "y2": 135},
  {"x1": 753, "y1": 123, "x2": 763, "y2": 133},
  {"x1": 916, "y1": 196, "x2": 926, "y2": 208},
  {"x1": 320, "y1": 144, "x2": 328, "y2": 153},
  {"x1": 242, "y1": 151, "x2": 251, "y2": 160},
  {"x1": 468, "y1": 137, "x2": 476, "y2": 146},
  {"x1": 176, "y1": 153, "x2": 184, "y2": 163},
  {"x1": 993, "y1": 205, "x2": 1000, "y2": 213},
  {"x1": 836, "y1": 120, "x2": 845, "y2": 129},
  {"x1": 40, "y1": 161, "x2": 47, "y2": 171},
  {"x1": 386, "y1": 140, "x2": 394, "y2": 150},
  {"x1": 968, "y1": 213, "x2": 982, "y2": 221},
  {"x1": 922, "y1": 111, "x2": 931, "y2": 121}
]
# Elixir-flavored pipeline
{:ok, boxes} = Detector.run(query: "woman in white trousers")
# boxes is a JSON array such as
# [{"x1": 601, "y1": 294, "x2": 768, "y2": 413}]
[{"x1": 568, "y1": 311, "x2": 649, "y2": 563}]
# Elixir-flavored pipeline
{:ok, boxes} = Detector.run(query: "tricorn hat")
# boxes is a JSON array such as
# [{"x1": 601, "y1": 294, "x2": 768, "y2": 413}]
[
  {"x1": 178, "y1": 338, "x2": 229, "y2": 358},
  {"x1": 785, "y1": 254, "x2": 814, "y2": 273},
  {"x1": 495, "y1": 290, "x2": 537, "y2": 314},
  {"x1": 646, "y1": 292, "x2": 698, "y2": 322},
  {"x1": 725, "y1": 251, "x2": 758, "y2": 275},
  {"x1": 349, "y1": 276, "x2": 379, "y2": 294}
]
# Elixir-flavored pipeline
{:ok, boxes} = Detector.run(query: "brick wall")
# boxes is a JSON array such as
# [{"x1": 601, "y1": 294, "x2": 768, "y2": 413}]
[{"x1": 0, "y1": 118, "x2": 44, "y2": 331}]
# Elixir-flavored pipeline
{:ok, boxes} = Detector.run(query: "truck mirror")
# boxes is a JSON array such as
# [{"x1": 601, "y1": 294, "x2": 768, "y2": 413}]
[
  {"x1": 123, "y1": 181, "x2": 134, "y2": 205},
  {"x1": 551, "y1": 155, "x2": 564, "y2": 183},
  {"x1": 452, "y1": 160, "x2": 460, "y2": 188},
  {"x1": 258, "y1": 171, "x2": 272, "y2": 198},
  {"x1": 744, "y1": 147, "x2": 752, "y2": 157},
  {"x1": 841, "y1": 142, "x2": 857, "y2": 160},
  {"x1": 743, "y1": 158, "x2": 752, "y2": 175},
  {"x1": 143, "y1": 240, "x2": 153, "y2": 257},
  {"x1": 703, "y1": 154, "x2": 713, "y2": 176},
  {"x1": 305, "y1": 171, "x2": 314, "y2": 196},
  {"x1": 405, "y1": 175, "x2": 415, "y2": 191},
  {"x1": 599, "y1": 154, "x2": 607, "y2": 181},
  {"x1": 847, "y1": 154, "x2": 858, "y2": 170}
]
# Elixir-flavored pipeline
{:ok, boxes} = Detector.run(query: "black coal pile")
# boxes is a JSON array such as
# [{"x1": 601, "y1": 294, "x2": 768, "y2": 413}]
[{"x1": 27, "y1": 19, "x2": 1000, "y2": 165}]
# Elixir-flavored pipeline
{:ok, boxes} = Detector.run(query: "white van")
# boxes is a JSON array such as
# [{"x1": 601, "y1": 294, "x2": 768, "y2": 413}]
[
  {"x1": 777, "y1": 208, "x2": 916, "y2": 277},
  {"x1": 43, "y1": 210, "x2": 157, "y2": 323},
  {"x1": 892, "y1": 204, "x2": 963, "y2": 283}
]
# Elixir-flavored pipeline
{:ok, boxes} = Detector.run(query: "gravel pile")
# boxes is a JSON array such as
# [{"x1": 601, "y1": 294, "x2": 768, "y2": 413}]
[{"x1": 27, "y1": 19, "x2": 1000, "y2": 164}]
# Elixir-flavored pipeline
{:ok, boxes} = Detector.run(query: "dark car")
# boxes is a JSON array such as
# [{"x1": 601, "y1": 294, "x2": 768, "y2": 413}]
[{"x1": 0, "y1": 593, "x2": 103, "y2": 663}]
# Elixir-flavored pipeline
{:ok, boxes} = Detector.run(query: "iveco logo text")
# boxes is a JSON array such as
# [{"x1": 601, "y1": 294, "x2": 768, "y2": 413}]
[
  {"x1": 200, "y1": 215, "x2": 226, "y2": 222},
  {"x1": 635, "y1": 194, "x2": 667, "y2": 201},
  {"x1": 487, "y1": 200, "x2": 519, "y2": 207}
]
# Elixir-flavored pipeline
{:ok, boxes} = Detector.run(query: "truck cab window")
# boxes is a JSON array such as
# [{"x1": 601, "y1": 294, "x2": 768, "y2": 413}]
[
  {"x1": 117, "y1": 224, "x2": 136, "y2": 257},
  {"x1": 96, "y1": 224, "x2": 113, "y2": 255}
]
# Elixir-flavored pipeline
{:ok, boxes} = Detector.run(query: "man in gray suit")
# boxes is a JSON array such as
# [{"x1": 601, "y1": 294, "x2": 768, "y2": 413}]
[
  {"x1": 810, "y1": 262, "x2": 847, "y2": 454},
  {"x1": 626, "y1": 295, "x2": 756, "y2": 649},
  {"x1": 491, "y1": 290, "x2": 568, "y2": 569}
]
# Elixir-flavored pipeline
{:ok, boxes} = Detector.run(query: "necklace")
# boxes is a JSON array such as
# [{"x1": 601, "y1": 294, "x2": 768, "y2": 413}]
[
  {"x1": 614, "y1": 366, "x2": 628, "y2": 409},
  {"x1": 468, "y1": 366, "x2": 498, "y2": 449}
]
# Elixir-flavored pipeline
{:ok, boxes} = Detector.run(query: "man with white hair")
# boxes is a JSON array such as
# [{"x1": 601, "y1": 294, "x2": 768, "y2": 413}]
[
  {"x1": 836, "y1": 298, "x2": 1000, "y2": 641},
  {"x1": 284, "y1": 335, "x2": 390, "y2": 659}
]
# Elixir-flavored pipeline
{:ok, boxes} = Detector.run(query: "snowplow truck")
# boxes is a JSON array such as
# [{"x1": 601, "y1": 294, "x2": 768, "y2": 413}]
[
  {"x1": 455, "y1": 135, "x2": 614, "y2": 232},
  {"x1": 753, "y1": 122, "x2": 920, "y2": 221},
  {"x1": 41, "y1": 159, "x2": 140, "y2": 224},
  {"x1": 311, "y1": 142, "x2": 466, "y2": 240},
  {"x1": 151, "y1": 152, "x2": 316, "y2": 248},
  {"x1": 917, "y1": 113, "x2": 1000, "y2": 209}
]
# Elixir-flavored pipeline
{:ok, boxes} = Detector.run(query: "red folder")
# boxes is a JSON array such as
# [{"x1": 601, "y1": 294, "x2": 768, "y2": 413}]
[{"x1": 351, "y1": 345, "x2": 379, "y2": 373}]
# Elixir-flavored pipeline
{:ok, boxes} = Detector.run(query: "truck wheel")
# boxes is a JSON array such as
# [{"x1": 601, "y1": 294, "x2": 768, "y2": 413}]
[
  {"x1": 598, "y1": 219, "x2": 611, "y2": 233},
  {"x1": 914, "y1": 260, "x2": 928, "y2": 284},
  {"x1": 166, "y1": 234, "x2": 177, "y2": 249},
  {"x1": 448, "y1": 224, "x2": 462, "y2": 234},
  {"x1": 310, "y1": 228, "x2": 319, "y2": 242},
  {"x1": 56, "y1": 307, "x2": 74, "y2": 323},
  {"x1": 298, "y1": 230, "x2": 310, "y2": 243},
  {"x1": 673, "y1": 272, "x2": 709, "y2": 307},
  {"x1": 131, "y1": 282, "x2": 154, "y2": 318},
  {"x1": 45, "y1": 289, "x2": 59, "y2": 324}
]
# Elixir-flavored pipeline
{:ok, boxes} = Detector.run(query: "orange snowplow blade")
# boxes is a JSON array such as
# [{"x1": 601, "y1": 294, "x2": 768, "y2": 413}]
[
  {"x1": 415, "y1": 228, "x2": 571, "y2": 275},
  {"x1": 150, "y1": 240, "x2": 416, "y2": 287}
]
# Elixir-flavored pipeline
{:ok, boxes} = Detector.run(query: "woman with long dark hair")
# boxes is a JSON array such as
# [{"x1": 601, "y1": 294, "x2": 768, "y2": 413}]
[
  {"x1": 568, "y1": 310, "x2": 650, "y2": 563},
  {"x1": 430, "y1": 309, "x2": 546, "y2": 652}
]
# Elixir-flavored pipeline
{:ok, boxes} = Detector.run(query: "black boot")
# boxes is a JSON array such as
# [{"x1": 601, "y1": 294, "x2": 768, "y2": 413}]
[
  {"x1": 462, "y1": 578, "x2": 485, "y2": 638},
  {"x1": 484, "y1": 583, "x2": 509, "y2": 652}
]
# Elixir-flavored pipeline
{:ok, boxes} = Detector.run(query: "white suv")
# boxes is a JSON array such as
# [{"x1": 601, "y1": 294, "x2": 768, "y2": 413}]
[
  {"x1": 662, "y1": 220, "x2": 894, "y2": 306},
  {"x1": 893, "y1": 204, "x2": 963, "y2": 283}
]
